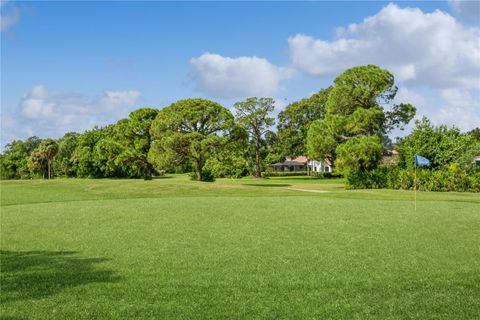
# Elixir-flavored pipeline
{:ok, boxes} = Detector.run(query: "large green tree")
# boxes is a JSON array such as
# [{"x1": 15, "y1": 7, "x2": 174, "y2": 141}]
[
  {"x1": 54, "y1": 132, "x2": 79, "y2": 177},
  {"x1": 115, "y1": 108, "x2": 159, "y2": 180},
  {"x1": 277, "y1": 88, "x2": 331, "y2": 158},
  {"x1": 203, "y1": 125, "x2": 249, "y2": 179},
  {"x1": 149, "y1": 99, "x2": 235, "y2": 181},
  {"x1": 0, "y1": 140, "x2": 31, "y2": 179},
  {"x1": 72, "y1": 125, "x2": 115, "y2": 178},
  {"x1": 307, "y1": 65, "x2": 416, "y2": 170},
  {"x1": 234, "y1": 97, "x2": 275, "y2": 177}
]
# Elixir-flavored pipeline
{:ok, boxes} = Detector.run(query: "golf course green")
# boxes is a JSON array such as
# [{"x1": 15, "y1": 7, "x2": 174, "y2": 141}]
[{"x1": 1, "y1": 175, "x2": 479, "y2": 319}]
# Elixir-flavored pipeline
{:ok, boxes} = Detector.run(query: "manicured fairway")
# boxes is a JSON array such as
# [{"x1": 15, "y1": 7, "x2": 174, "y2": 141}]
[{"x1": 1, "y1": 176, "x2": 479, "y2": 319}]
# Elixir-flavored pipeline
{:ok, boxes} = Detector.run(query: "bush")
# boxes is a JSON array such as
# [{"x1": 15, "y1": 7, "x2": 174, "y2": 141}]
[
  {"x1": 203, "y1": 156, "x2": 249, "y2": 179},
  {"x1": 311, "y1": 171, "x2": 343, "y2": 179},
  {"x1": 345, "y1": 168, "x2": 387, "y2": 189},
  {"x1": 189, "y1": 168, "x2": 216, "y2": 182},
  {"x1": 344, "y1": 164, "x2": 480, "y2": 192}
]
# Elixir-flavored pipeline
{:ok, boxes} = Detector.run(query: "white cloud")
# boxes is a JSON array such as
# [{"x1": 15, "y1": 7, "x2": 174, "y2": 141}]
[
  {"x1": 437, "y1": 88, "x2": 480, "y2": 131},
  {"x1": 1, "y1": 85, "x2": 142, "y2": 145},
  {"x1": 190, "y1": 53, "x2": 291, "y2": 99},
  {"x1": 288, "y1": 3, "x2": 480, "y2": 89},
  {"x1": 448, "y1": 0, "x2": 480, "y2": 21},
  {"x1": 394, "y1": 87, "x2": 428, "y2": 109},
  {"x1": 390, "y1": 86, "x2": 480, "y2": 138},
  {"x1": 1, "y1": 0, "x2": 20, "y2": 32}
]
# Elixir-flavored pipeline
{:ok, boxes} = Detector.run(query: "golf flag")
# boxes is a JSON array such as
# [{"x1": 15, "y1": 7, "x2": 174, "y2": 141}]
[
  {"x1": 415, "y1": 154, "x2": 430, "y2": 167},
  {"x1": 414, "y1": 154, "x2": 430, "y2": 211}
]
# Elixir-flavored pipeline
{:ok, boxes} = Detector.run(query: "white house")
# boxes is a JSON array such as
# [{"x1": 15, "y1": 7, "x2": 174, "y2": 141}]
[
  {"x1": 308, "y1": 159, "x2": 332, "y2": 173},
  {"x1": 474, "y1": 156, "x2": 480, "y2": 167},
  {"x1": 269, "y1": 156, "x2": 332, "y2": 173}
]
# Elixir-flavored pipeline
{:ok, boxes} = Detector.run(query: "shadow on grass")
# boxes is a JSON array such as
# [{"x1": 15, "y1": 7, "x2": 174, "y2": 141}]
[
  {"x1": 242, "y1": 183, "x2": 291, "y2": 187},
  {"x1": 0, "y1": 250, "x2": 121, "y2": 302}
]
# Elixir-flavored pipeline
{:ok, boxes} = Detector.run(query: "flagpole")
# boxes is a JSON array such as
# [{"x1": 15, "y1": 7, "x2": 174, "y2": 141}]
[{"x1": 414, "y1": 158, "x2": 417, "y2": 211}]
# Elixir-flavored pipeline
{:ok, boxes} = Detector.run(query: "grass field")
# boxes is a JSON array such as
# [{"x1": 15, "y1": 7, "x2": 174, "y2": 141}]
[{"x1": 1, "y1": 175, "x2": 479, "y2": 319}]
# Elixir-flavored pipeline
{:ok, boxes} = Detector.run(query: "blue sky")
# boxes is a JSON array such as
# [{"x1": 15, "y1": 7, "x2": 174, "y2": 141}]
[{"x1": 1, "y1": 1, "x2": 479, "y2": 147}]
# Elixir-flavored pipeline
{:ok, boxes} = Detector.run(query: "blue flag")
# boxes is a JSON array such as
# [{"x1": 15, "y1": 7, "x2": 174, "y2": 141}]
[{"x1": 415, "y1": 154, "x2": 430, "y2": 166}]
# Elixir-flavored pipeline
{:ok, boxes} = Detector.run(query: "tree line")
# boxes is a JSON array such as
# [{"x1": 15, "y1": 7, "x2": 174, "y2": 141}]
[{"x1": 1, "y1": 65, "x2": 479, "y2": 191}]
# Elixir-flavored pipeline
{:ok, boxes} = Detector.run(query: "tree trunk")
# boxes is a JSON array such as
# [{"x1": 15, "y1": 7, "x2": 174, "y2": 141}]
[
  {"x1": 141, "y1": 162, "x2": 152, "y2": 180},
  {"x1": 48, "y1": 160, "x2": 51, "y2": 180},
  {"x1": 194, "y1": 159, "x2": 202, "y2": 181},
  {"x1": 255, "y1": 135, "x2": 261, "y2": 178},
  {"x1": 143, "y1": 166, "x2": 153, "y2": 180}
]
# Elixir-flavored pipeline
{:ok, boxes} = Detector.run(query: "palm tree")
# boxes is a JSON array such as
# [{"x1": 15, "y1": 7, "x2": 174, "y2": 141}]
[{"x1": 30, "y1": 139, "x2": 58, "y2": 179}]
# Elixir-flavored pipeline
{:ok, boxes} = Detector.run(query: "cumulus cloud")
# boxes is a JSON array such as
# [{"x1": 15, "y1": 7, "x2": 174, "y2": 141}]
[
  {"x1": 448, "y1": 0, "x2": 480, "y2": 21},
  {"x1": 1, "y1": 0, "x2": 20, "y2": 32},
  {"x1": 190, "y1": 53, "x2": 292, "y2": 99},
  {"x1": 437, "y1": 88, "x2": 480, "y2": 131},
  {"x1": 391, "y1": 86, "x2": 480, "y2": 137},
  {"x1": 288, "y1": 3, "x2": 480, "y2": 89},
  {"x1": 1, "y1": 85, "x2": 142, "y2": 145}
]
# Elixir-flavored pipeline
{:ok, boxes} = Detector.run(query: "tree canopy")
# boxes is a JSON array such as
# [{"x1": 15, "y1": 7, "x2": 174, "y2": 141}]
[
  {"x1": 115, "y1": 108, "x2": 159, "y2": 179},
  {"x1": 308, "y1": 65, "x2": 416, "y2": 170},
  {"x1": 277, "y1": 88, "x2": 331, "y2": 158},
  {"x1": 149, "y1": 98, "x2": 235, "y2": 181},
  {"x1": 29, "y1": 139, "x2": 59, "y2": 179},
  {"x1": 398, "y1": 118, "x2": 480, "y2": 171},
  {"x1": 234, "y1": 97, "x2": 275, "y2": 177}
]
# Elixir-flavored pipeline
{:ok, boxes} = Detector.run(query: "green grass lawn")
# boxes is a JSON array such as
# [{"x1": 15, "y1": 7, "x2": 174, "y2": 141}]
[{"x1": 1, "y1": 175, "x2": 479, "y2": 319}]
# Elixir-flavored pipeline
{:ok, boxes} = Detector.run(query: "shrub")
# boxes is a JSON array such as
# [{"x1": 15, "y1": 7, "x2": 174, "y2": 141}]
[
  {"x1": 189, "y1": 168, "x2": 216, "y2": 182},
  {"x1": 345, "y1": 168, "x2": 387, "y2": 189},
  {"x1": 345, "y1": 164, "x2": 480, "y2": 192},
  {"x1": 311, "y1": 171, "x2": 343, "y2": 179},
  {"x1": 204, "y1": 156, "x2": 249, "y2": 179}
]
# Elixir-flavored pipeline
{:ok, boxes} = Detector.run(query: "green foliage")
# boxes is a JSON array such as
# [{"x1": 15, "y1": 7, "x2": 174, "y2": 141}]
[
  {"x1": 28, "y1": 139, "x2": 59, "y2": 179},
  {"x1": 72, "y1": 126, "x2": 115, "y2": 178},
  {"x1": 115, "y1": 108, "x2": 159, "y2": 180},
  {"x1": 54, "y1": 132, "x2": 79, "y2": 177},
  {"x1": 345, "y1": 164, "x2": 480, "y2": 192},
  {"x1": 234, "y1": 97, "x2": 275, "y2": 177},
  {"x1": 203, "y1": 126, "x2": 249, "y2": 179},
  {"x1": 189, "y1": 167, "x2": 215, "y2": 182},
  {"x1": 307, "y1": 65, "x2": 416, "y2": 167},
  {"x1": 263, "y1": 131, "x2": 284, "y2": 168},
  {"x1": 335, "y1": 136, "x2": 385, "y2": 175},
  {"x1": 311, "y1": 171, "x2": 343, "y2": 179},
  {"x1": 340, "y1": 118, "x2": 480, "y2": 191},
  {"x1": 277, "y1": 88, "x2": 331, "y2": 158},
  {"x1": 150, "y1": 99, "x2": 235, "y2": 181},
  {"x1": 468, "y1": 128, "x2": 480, "y2": 141},
  {"x1": 93, "y1": 138, "x2": 126, "y2": 177},
  {"x1": 0, "y1": 140, "x2": 33, "y2": 179},
  {"x1": 398, "y1": 117, "x2": 480, "y2": 171}
]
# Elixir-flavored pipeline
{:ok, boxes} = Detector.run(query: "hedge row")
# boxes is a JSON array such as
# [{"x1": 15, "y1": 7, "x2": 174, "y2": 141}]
[
  {"x1": 262, "y1": 171, "x2": 308, "y2": 177},
  {"x1": 346, "y1": 164, "x2": 480, "y2": 192}
]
